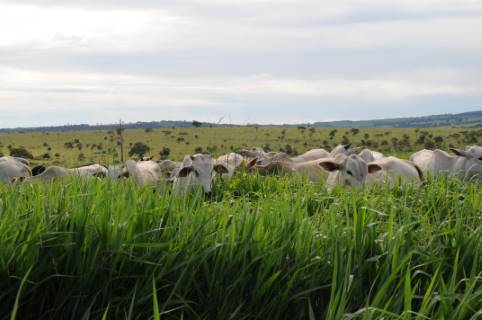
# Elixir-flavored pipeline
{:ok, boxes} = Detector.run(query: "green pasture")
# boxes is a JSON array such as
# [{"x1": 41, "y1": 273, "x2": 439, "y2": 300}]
[{"x1": 0, "y1": 127, "x2": 481, "y2": 166}]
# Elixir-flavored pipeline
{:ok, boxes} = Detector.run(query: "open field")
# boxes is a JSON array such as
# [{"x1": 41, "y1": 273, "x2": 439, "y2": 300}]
[
  {"x1": 0, "y1": 174, "x2": 481, "y2": 319},
  {"x1": 1, "y1": 126, "x2": 481, "y2": 319},
  {"x1": 0, "y1": 127, "x2": 481, "y2": 166}
]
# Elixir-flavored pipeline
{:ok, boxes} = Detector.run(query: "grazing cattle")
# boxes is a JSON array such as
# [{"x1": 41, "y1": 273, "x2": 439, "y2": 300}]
[
  {"x1": 367, "y1": 156, "x2": 423, "y2": 186},
  {"x1": 157, "y1": 160, "x2": 181, "y2": 179},
  {"x1": 319, "y1": 154, "x2": 381, "y2": 189},
  {"x1": 238, "y1": 147, "x2": 267, "y2": 159},
  {"x1": 0, "y1": 156, "x2": 30, "y2": 166},
  {"x1": 125, "y1": 160, "x2": 162, "y2": 186},
  {"x1": 27, "y1": 164, "x2": 108, "y2": 181},
  {"x1": 330, "y1": 144, "x2": 357, "y2": 157},
  {"x1": 359, "y1": 149, "x2": 384, "y2": 162},
  {"x1": 0, "y1": 158, "x2": 32, "y2": 185},
  {"x1": 410, "y1": 148, "x2": 482, "y2": 182},
  {"x1": 215, "y1": 153, "x2": 244, "y2": 177},
  {"x1": 173, "y1": 154, "x2": 228, "y2": 195},
  {"x1": 251, "y1": 154, "x2": 381, "y2": 189},
  {"x1": 463, "y1": 145, "x2": 482, "y2": 160},
  {"x1": 108, "y1": 164, "x2": 128, "y2": 180},
  {"x1": 291, "y1": 148, "x2": 330, "y2": 162},
  {"x1": 238, "y1": 148, "x2": 284, "y2": 167},
  {"x1": 251, "y1": 158, "x2": 327, "y2": 182}
]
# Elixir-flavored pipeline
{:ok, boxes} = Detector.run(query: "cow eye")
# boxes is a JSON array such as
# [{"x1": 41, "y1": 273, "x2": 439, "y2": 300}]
[
  {"x1": 347, "y1": 170, "x2": 353, "y2": 176},
  {"x1": 478, "y1": 157, "x2": 482, "y2": 161},
  {"x1": 195, "y1": 171, "x2": 200, "y2": 177}
]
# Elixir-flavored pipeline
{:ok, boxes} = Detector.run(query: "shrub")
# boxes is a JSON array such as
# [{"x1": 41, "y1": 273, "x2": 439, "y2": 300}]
[
  {"x1": 159, "y1": 147, "x2": 171, "y2": 160},
  {"x1": 9, "y1": 146, "x2": 33, "y2": 159},
  {"x1": 128, "y1": 142, "x2": 150, "y2": 157},
  {"x1": 64, "y1": 142, "x2": 74, "y2": 149}
]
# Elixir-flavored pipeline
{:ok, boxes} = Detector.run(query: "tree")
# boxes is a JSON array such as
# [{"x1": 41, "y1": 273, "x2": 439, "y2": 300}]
[
  {"x1": 159, "y1": 147, "x2": 171, "y2": 160},
  {"x1": 350, "y1": 128, "x2": 360, "y2": 135},
  {"x1": 117, "y1": 120, "x2": 125, "y2": 162},
  {"x1": 128, "y1": 142, "x2": 150, "y2": 158},
  {"x1": 192, "y1": 120, "x2": 202, "y2": 128},
  {"x1": 10, "y1": 146, "x2": 33, "y2": 159},
  {"x1": 329, "y1": 129, "x2": 337, "y2": 140}
]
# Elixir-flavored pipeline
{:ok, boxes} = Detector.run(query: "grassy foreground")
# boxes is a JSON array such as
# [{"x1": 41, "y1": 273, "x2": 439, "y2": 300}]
[{"x1": 0, "y1": 175, "x2": 481, "y2": 319}]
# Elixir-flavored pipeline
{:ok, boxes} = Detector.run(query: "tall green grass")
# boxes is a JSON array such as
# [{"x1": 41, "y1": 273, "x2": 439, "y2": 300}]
[{"x1": 0, "y1": 175, "x2": 481, "y2": 319}]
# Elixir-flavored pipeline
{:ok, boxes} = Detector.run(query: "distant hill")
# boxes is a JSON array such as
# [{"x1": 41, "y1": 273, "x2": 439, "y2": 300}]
[
  {"x1": 0, "y1": 111, "x2": 480, "y2": 133},
  {"x1": 0, "y1": 121, "x2": 240, "y2": 133},
  {"x1": 309, "y1": 111, "x2": 482, "y2": 128}
]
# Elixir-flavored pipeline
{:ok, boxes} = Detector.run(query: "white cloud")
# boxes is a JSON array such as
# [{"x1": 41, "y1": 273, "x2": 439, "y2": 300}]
[{"x1": 0, "y1": 0, "x2": 481, "y2": 126}]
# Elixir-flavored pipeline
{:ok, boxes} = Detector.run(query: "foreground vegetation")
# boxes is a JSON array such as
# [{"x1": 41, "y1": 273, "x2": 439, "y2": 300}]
[
  {"x1": 1, "y1": 127, "x2": 481, "y2": 166},
  {"x1": 0, "y1": 174, "x2": 481, "y2": 319}
]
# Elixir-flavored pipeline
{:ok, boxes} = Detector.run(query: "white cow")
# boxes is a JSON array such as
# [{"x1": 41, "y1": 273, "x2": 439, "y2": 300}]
[
  {"x1": 215, "y1": 153, "x2": 244, "y2": 178},
  {"x1": 107, "y1": 164, "x2": 128, "y2": 181},
  {"x1": 0, "y1": 156, "x2": 30, "y2": 166},
  {"x1": 359, "y1": 149, "x2": 384, "y2": 162},
  {"x1": 0, "y1": 157, "x2": 32, "y2": 185},
  {"x1": 157, "y1": 160, "x2": 181, "y2": 179},
  {"x1": 291, "y1": 148, "x2": 330, "y2": 162},
  {"x1": 410, "y1": 148, "x2": 481, "y2": 182},
  {"x1": 250, "y1": 154, "x2": 382, "y2": 189},
  {"x1": 125, "y1": 160, "x2": 162, "y2": 186},
  {"x1": 463, "y1": 145, "x2": 482, "y2": 160},
  {"x1": 173, "y1": 154, "x2": 228, "y2": 195},
  {"x1": 330, "y1": 144, "x2": 357, "y2": 157},
  {"x1": 367, "y1": 156, "x2": 423, "y2": 186},
  {"x1": 27, "y1": 164, "x2": 108, "y2": 181}
]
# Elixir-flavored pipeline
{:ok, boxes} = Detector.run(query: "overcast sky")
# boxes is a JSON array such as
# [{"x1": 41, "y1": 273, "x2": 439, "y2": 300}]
[{"x1": 0, "y1": 0, "x2": 481, "y2": 127}]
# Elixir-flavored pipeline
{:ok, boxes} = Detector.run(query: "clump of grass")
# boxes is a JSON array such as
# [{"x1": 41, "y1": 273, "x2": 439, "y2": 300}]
[{"x1": 0, "y1": 175, "x2": 480, "y2": 319}]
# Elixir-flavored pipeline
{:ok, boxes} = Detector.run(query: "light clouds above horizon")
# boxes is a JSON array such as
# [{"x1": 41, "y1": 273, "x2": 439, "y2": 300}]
[{"x1": 0, "y1": 0, "x2": 481, "y2": 128}]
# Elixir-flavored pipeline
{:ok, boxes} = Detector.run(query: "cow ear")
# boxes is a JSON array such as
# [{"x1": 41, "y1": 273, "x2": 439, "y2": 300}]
[
  {"x1": 246, "y1": 158, "x2": 258, "y2": 170},
  {"x1": 319, "y1": 160, "x2": 341, "y2": 172},
  {"x1": 214, "y1": 164, "x2": 228, "y2": 174},
  {"x1": 450, "y1": 148, "x2": 470, "y2": 158},
  {"x1": 368, "y1": 163, "x2": 382, "y2": 173},
  {"x1": 178, "y1": 166, "x2": 193, "y2": 177}
]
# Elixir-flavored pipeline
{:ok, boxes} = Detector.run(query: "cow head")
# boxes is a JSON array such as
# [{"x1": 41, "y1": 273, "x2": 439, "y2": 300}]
[
  {"x1": 319, "y1": 154, "x2": 382, "y2": 187},
  {"x1": 330, "y1": 144, "x2": 357, "y2": 157},
  {"x1": 177, "y1": 154, "x2": 228, "y2": 194},
  {"x1": 452, "y1": 146, "x2": 482, "y2": 162},
  {"x1": 107, "y1": 165, "x2": 129, "y2": 180}
]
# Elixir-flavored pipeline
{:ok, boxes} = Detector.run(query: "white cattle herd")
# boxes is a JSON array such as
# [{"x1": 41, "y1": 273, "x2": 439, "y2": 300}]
[{"x1": 0, "y1": 144, "x2": 480, "y2": 194}]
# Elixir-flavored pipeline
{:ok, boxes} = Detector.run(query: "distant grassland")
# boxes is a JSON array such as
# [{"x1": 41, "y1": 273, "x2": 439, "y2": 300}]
[{"x1": 0, "y1": 127, "x2": 481, "y2": 166}]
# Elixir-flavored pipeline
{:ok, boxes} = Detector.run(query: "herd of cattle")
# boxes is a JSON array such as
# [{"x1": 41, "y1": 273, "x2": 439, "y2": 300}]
[{"x1": 0, "y1": 144, "x2": 481, "y2": 194}]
